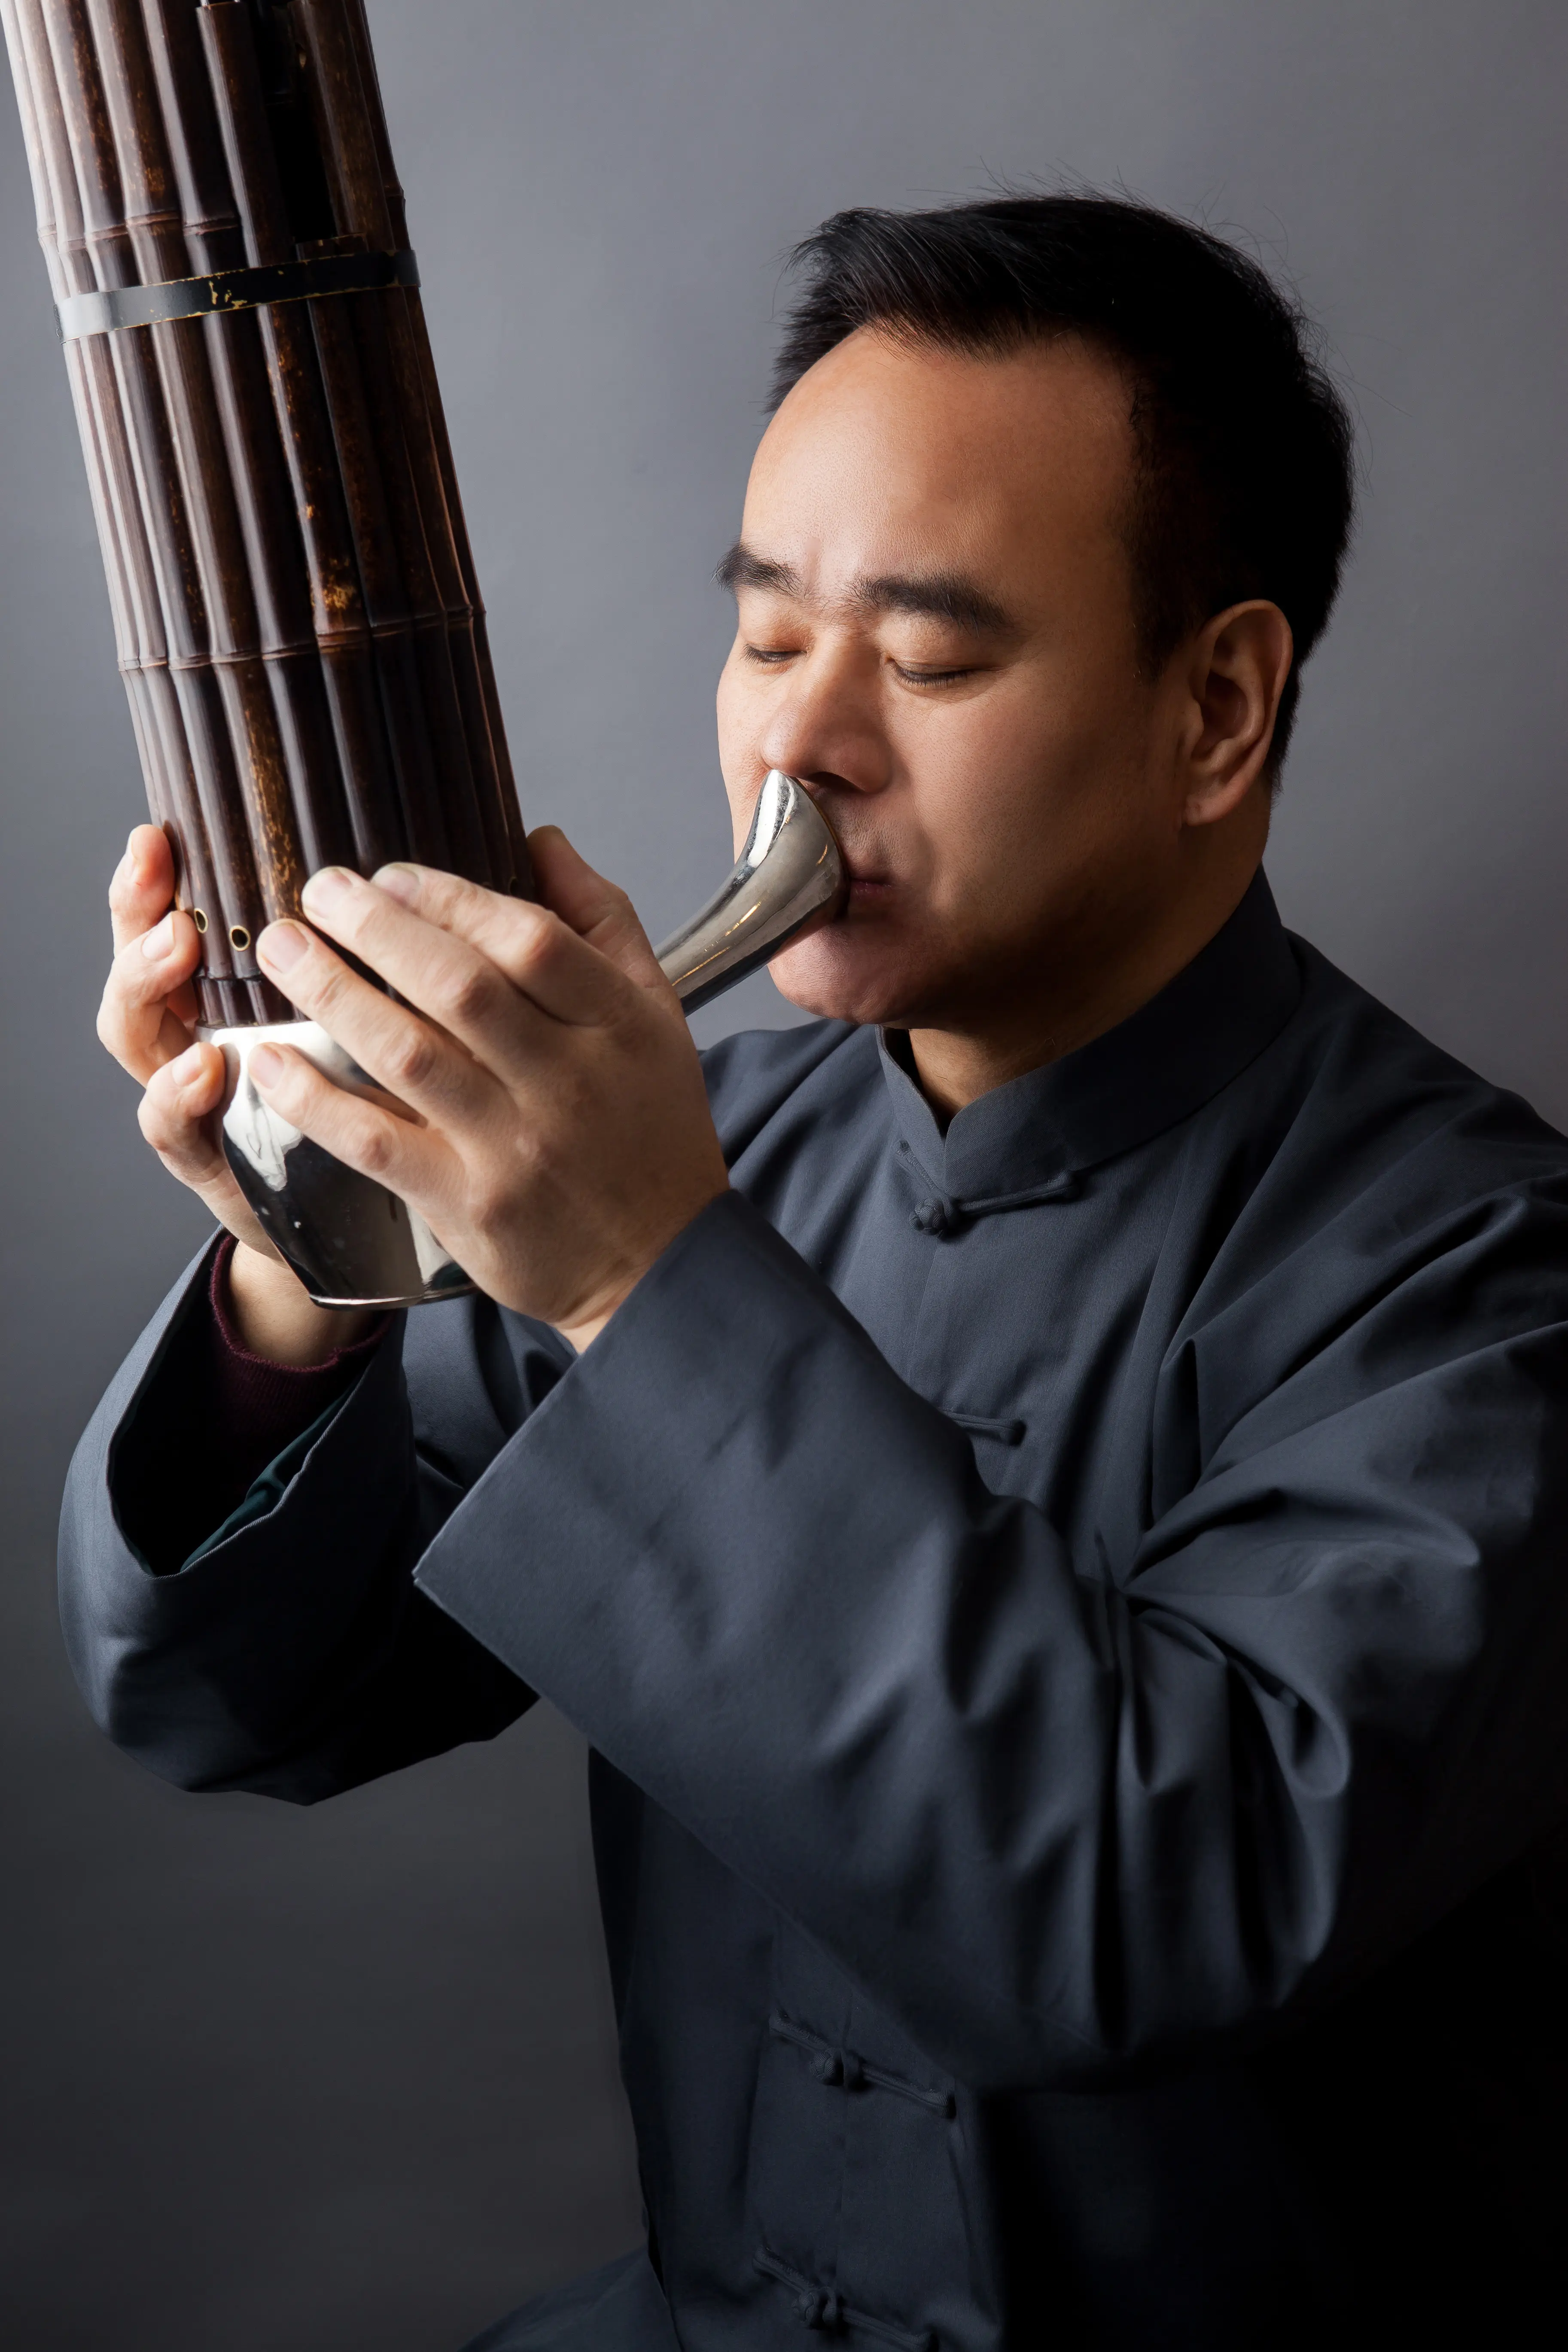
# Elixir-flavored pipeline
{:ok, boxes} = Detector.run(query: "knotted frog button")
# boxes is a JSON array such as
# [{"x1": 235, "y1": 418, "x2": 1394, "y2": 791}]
[{"x1": 911, "y1": 1198, "x2": 955, "y2": 1235}]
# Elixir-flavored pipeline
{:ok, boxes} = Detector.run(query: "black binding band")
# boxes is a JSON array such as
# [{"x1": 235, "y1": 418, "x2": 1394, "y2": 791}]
[{"x1": 56, "y1": 248, "x2": 420, "y2": 340}]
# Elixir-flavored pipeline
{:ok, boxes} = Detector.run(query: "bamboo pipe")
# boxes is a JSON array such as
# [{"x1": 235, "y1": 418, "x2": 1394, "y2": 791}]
[
  {"x1": 198, "y1": 0, "x2": 404, "y2": 877},
  {"x1": 207, "y1": 6, "x2": 451, "y2": 874},
  {"x1": 44, "y1": 0, "x2": 284, "y2": 993},
  {"x1": 5, "y1": 0, "x2": 533, "y2": 1039},
  {"x1": 16, "y1": 0, "x2": 269, "y2": 1001},
  {"x1": 291, "y1": 0, "x2": 522, "y2": 895},
  {"x1": 139, "y1": 0, "x2": 247, "y2": 272},
  {"x1": 274, "y1": 3, "x2": 474, "y2": 880},
  {"x1": 93, "y1": 2, "x2": 353, "y2": 920},
  {"x1": 88, "y1": 1, "x2": 315, "y2": 952},
  {"x1": 6, "y1": 0, "x2": 242, "y2": 1000}
]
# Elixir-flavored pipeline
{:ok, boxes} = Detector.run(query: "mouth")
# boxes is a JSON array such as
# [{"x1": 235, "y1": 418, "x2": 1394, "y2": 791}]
[
  {"x1": 809, "y1": 804, "x2": 898, "y2": 917},
  {"x1": 833, "y1": 845, "x2": 895, "y2": 905}
]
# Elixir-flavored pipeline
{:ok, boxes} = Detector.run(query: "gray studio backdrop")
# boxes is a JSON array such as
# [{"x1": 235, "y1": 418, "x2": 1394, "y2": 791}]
[{"x1": 1, "y1": 3, "x2": 1562, "y2": 2346}]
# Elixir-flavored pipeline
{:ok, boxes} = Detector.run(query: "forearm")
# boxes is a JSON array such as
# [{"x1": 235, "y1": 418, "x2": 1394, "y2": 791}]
[
  {"x1": 413, "y1": 1191, "x2": 1568, "y2": 2090},
  {"x1": 59, "y1": 1241, "x2": 532, "y2": 1798}
]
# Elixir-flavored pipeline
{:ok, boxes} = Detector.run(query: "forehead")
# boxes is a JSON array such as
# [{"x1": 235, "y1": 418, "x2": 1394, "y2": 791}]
[{"x1": 740, "y1": 328, "x2": 1136, "y2": 603}]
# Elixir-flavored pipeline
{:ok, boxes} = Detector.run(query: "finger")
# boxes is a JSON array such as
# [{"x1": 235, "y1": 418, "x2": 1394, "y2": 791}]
[
  {"x1": 108, "y1": 824, "x2": 176, "y2": 956},
  {"x1": 255, "y1": 910, "x2": 500, "y2": 1125},
  {"x1": 302, "y1": 863, "x2": 629, "y2": 1044},
  {"x1": 140, "y1": 1044, "x2": 280, "y2": 1257},
  {"x1": 362, "y1": 861, "x2": 651, "y2": 1032},
  {"x1": 98, "y1": 907, "x2": 204, "y2": 1080},
  {"x1": 138, "y1": 1042, "x2": 233, "y2": 1185},
  {"x1": 526, "y1": 828, "x2": 670, "y2": 992},
  {"x1": 248, "y1": 1039, "x2": 447, "y2": 1204},
  {"x1": 375, "y1": 839, "x2": 668, "y2": 998}
]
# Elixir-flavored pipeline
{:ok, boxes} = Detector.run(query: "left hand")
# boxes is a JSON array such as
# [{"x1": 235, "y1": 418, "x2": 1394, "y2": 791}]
[{"x1": 249, "y1": 830, "x2": 730, "y2": 1349}]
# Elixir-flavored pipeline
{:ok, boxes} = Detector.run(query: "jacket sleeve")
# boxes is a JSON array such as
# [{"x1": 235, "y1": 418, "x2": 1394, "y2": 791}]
[
  {"x1": 412, "y1": 1187, "x2": 1568, "y2": 2092},
  {"x1": 58, "y1": 1239, "x2": 555, "y2": 1803}
]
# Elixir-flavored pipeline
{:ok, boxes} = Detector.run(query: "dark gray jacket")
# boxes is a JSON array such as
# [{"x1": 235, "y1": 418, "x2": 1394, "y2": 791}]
[{"x1": 60, "y1": 877, "x2": 1568, "y2": 2348}]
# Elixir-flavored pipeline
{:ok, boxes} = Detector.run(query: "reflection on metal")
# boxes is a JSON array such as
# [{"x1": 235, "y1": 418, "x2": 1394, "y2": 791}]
[
  {"x1": 200, "y1": 1021, "x2": 470, "y2": 1309},
  {"x1": 207, "y1": 773, "x2": 845, "y2": 1309},
  {"x1": 655, "y1": 771, "x2": 845, "y2": 1013}
]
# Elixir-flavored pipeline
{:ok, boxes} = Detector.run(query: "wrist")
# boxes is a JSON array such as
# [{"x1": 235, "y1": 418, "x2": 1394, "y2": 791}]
[
  {"x1": 554, "y1": 1180, "x2": 731, "y2": 1356},
  {"x1": 222, "y1": 1237, "x2": 379, "y2": 1365}
]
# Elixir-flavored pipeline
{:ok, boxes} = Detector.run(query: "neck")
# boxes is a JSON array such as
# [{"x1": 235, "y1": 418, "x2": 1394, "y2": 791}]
[{"x1": 907, "y1": 851, "x2": 1265, "y2": 1123}]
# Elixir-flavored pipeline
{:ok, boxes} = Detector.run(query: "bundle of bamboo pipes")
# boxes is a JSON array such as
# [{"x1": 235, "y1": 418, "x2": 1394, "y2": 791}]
[{"x1": 1, "y1": 0, "x2": 531, "y2": 1031}]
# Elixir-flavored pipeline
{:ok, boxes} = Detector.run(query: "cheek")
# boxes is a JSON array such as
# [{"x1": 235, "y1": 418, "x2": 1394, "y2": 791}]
[
  {"x1": 897, "y1": 674, "x2": 1151, "y2": 918},
  {"x1": 897, "y1": 688, "x2": 1068, "y2": 869}
]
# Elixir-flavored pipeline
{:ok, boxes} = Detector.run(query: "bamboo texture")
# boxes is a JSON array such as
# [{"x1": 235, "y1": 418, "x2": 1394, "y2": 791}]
[{"x1": 1, "y1": 0, "x2": 530, "y2": 1027}]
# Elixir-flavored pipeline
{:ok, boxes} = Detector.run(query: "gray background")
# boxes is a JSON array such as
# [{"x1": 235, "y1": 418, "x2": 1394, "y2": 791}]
[{"x1": 0, "y1": 2, "x2": 1562, "y2": 2345}]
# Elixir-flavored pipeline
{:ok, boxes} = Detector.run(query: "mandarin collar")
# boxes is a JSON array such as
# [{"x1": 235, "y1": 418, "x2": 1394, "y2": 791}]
[{"x1": 877, "y1": 870, "x2": 1302, "y2": 1199}]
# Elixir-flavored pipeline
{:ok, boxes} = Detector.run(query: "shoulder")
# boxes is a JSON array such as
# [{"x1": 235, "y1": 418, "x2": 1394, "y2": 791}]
[
  {"x1": 1278, "y1": 937, "x2": 1568, "y2": 1193},
  {"x1": 700, "y1": 1019, "x2": 877, "y2": 1163},
  {"x1": 1192, "y1": 936, "x2": 1568, "y2": 1401},
  {"x1": 1165, "y1": 941, "x2": 1568, "y2": 1479}
]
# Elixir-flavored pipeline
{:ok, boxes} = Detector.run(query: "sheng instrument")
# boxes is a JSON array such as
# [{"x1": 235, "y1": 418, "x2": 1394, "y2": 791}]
[{"x1": 2, "y1": 0, "x2": 843, "y2": 1308}]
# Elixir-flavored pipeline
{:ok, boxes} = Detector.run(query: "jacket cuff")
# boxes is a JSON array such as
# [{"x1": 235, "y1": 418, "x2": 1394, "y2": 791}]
[{"x1": 204, "y1": 1235, "x2": 392, "y2": 1512}]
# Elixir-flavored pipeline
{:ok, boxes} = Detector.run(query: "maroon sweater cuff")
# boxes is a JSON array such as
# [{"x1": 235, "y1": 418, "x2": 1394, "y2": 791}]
[{"x1": 205, "y1": 1235, "x2": 392, "y2": 1507}]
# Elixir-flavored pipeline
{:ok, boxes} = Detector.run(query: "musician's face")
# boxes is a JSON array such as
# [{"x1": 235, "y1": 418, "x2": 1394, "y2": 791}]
[{"x1": 715, "y1": 327, "x2": 1241, "y2": 1035}]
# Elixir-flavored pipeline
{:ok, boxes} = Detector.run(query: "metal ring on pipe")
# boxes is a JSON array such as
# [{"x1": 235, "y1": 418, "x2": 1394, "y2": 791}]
[{"x1": 56, "y1": 249, "x2": 420, "y2": 340}]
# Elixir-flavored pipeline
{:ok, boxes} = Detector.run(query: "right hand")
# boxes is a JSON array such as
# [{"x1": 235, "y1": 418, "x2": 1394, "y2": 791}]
[{"x1": 98, "y1": 824, "x2": 274, "y2": 1255}]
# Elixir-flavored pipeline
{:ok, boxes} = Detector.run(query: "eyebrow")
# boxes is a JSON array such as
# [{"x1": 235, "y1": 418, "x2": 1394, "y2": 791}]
[
  {"x1": 716, "y1": 541, "x2": 1016, "y2": 636},
  {"x1": 851, "y1": 571, "x2": 1015, "y2": 634},
  {"x1": 715, "y1": 542, "x2": 801, "y2": 597}
]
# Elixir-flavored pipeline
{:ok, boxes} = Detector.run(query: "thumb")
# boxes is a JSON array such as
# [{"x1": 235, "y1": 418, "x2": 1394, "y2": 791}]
[{"x1": 527, "y1": 826, "x2": 670, "y2": 997}]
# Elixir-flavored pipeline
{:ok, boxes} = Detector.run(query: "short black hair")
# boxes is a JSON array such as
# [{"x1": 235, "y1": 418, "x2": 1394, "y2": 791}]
[{"x1": 770, "y1": 193, "x2": 1355, "y2": 772}]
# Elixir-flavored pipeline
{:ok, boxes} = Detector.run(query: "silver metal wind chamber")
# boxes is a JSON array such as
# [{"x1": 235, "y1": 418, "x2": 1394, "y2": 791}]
[{"x1": 207, "y1": 772, "x2": 845, "y2": 1308}]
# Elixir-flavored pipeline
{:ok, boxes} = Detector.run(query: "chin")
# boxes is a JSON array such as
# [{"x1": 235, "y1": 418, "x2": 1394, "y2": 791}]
[{"x1": 767, "y1": 923, "x2": 938, "y2": 1030}]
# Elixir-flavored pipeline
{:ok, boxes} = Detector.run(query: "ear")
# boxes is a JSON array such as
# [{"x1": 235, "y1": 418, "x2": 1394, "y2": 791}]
[{"x1": 1180, "y1": 600, "x2": 1294, "y2": 828}]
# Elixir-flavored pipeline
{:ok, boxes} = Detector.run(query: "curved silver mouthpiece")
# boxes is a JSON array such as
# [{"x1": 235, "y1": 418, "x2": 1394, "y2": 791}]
[
  {"x1": 655, "y1": 770, "x2": 845, "y2": 1012},
  {"x1": 204, "y1": 773, "x2": 845, "y2": 1309}
]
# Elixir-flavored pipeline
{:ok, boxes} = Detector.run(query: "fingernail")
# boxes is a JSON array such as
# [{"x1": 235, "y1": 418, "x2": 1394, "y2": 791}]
[
  {"x1": 302, "y1": 866, "x2": 353, "y2": 914},
  {"x1": 250, "y1": 1044, "x2": 284, "y2": 1087},
  {"x1": 372, "y1": 863, "x2": 419, "y2": 903},
  {"x1": 258, "y1": 920, "x2": 308, "y2": 972},
  {"x1": 141, "y1": 914, "x2": 175, "y2": 961},
  {"x1": 170, "y1": 1043, "x2": 207, "y2": 1088}
]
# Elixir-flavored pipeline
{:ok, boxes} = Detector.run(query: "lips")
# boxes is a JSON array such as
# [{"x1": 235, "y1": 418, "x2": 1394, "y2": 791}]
[
  {"x1": 818, "y1": 816, "x2": 895, "y2": 909},
  {"x1": 836, "y1": 856, "x2": 897, "y2": 919}
]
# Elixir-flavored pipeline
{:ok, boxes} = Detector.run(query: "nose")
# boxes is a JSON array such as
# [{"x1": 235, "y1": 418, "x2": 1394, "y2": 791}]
[{"x1": 756, "y1": 639, "x2": 892, "y2": 802}]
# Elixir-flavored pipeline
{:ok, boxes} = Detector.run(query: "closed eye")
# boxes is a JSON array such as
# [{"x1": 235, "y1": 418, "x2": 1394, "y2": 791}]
[
  {"x1": 744, "y1": 644, "x2": 799, "y2": 666},
  {"x1": 892, "y1": 662, "x2": 978, "y2": 686}
]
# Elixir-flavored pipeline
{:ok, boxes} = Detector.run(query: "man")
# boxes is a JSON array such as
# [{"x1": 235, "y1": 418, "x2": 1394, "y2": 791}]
[{"x1": 72, "y1": 195, "x2": 1568, "y2": 2349}]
